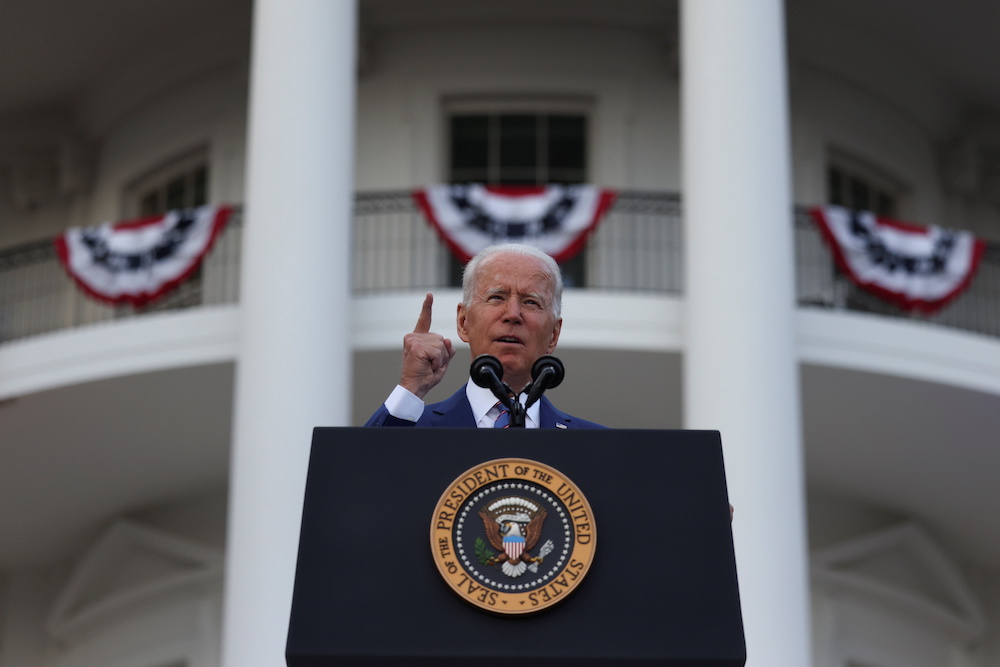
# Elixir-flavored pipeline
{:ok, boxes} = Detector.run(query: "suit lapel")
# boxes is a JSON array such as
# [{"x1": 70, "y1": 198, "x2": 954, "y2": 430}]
[
  {"x1": 421, "y1": 388, "x2": 571, "y2": 429},
  {"x1": 421, "y1": 387, "x2": 477, "y2": 427},
  {"x1": 539, "y1": 396, "x2": 572, "y2": 430}
]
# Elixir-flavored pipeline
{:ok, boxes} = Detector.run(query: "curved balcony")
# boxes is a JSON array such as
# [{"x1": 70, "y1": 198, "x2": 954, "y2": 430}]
[
  {"x1": 1, "y1": 191, "x2": 998, "y2": 345},
  {"x1": 3, "y1": 192, "x2": 1000, "y2": 571}
]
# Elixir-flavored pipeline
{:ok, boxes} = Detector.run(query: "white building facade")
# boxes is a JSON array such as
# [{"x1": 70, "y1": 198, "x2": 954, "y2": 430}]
[{"x1": 2, "y1": 1, "x2": 1000, "y2": 666}]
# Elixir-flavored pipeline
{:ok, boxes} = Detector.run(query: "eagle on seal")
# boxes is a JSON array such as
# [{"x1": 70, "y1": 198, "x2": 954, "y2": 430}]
[{"x1": 479, "y1": 496, "x2": 547, "y2": 578}]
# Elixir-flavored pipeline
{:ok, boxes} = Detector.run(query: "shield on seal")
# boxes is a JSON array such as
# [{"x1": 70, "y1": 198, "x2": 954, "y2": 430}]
[{"x1": 503, "y1": 533, "x2": 525, "y2": 560}]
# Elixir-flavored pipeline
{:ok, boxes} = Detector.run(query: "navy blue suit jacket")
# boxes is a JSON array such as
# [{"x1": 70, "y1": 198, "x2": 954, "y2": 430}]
[{"x1": 364, "y1": 386, "x2": 606, "y2": 429}]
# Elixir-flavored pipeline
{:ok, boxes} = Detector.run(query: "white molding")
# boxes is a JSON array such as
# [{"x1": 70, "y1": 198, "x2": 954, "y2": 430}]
[
  {"x1": 351, "y1": 290, "x2": 684, "y2": 352},
  {"x1": 3, "y1": 297, "x2": 999, "y2": 400},
  {"x1": 811, "y1": 522, "x2": 986, "y2": 643},
  {"x1": 48, "y1": 519, "x2": 224, "y2": 643},
  {"x1": 0, "y1": 306, "x2": 240, "y2": 401},
  {"x1": 797, "y1": 309, "x2": 1000, "y2": 396}
]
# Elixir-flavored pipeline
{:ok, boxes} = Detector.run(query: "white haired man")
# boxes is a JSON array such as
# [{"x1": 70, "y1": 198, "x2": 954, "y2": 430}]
[{"x1": 365, "y1": 243, "x2": 605, "y2": 429}]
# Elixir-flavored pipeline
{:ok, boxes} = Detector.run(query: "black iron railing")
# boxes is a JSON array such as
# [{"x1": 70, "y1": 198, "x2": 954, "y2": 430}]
[
  {"x1": 791, "y1": 208, "x2": 1000, "y2": 337},
  {"x1": 1, "y1": 192, "x2": 998, "y2": 344},
  {"x1": 351, "y1": 190, "x2": 685, "y2": 294},
  {"x1": 0, "y1": 214, "x2": 243, "y2": 342}
]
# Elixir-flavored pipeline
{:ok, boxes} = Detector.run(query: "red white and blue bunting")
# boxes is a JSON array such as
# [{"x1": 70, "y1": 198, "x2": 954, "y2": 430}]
[
  {"x1": 810, "y1": 206, "x2": 985, "y2": 313},
  {"x1": 413, "y1": 184, "x2": 617, "y2": 263},
  {"x1": 55, "y1": 205, "x2": 233, "y2": 307}
]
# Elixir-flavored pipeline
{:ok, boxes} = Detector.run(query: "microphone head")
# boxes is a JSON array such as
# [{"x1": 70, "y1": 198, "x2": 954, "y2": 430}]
[
  {"x1": 470, "y1": 354, "x2": 504, "y2": 388},
  {"x1": 531, "y1": 355, "x2": 564, "y2": 389}
]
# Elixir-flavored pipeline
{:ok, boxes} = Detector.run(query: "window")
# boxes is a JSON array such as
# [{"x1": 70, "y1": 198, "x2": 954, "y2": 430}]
[
  {"x1": 446, "y1": 102, "x2": 590, "y2": 286},
  {"x1": 125, "y1": 148, "x2": 209, "y2": 218},
  {"x1": 120, "y1": 149, "x2": 210, "y2": 311},
  {"x1": 825, "y1": 152, "x2": 910, "y2": 312},
  {"x1": 450, "y1": 113, "x2": 587, "y2": 185},
  {"x1": 827, "y1": 151, "x2": 903, "y2": 218}
]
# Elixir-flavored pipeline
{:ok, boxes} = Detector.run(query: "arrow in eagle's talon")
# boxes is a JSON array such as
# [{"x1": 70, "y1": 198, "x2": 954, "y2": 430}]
[{"x1": 527, "y1": 539, "x2": 555, "y2": 573}]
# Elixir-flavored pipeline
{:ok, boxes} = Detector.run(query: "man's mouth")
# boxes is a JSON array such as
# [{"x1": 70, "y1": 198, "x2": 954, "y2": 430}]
[{"x1": 495, "y1": 336, "x2": 523, "y2": 345}]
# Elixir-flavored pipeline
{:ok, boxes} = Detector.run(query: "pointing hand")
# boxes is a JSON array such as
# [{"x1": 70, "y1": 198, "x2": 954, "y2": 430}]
[{"x1": 400, "y1": 293, "x2": 456, "y2": 399}]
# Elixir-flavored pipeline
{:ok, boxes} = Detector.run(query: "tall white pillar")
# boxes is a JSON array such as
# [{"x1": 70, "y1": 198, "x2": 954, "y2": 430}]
[
  {"x1": 680, "y1": 1, "x2": 811, "y2": 665},
  {"x1": 221, "y1": 2, "x2": 357, "y2": 666}
]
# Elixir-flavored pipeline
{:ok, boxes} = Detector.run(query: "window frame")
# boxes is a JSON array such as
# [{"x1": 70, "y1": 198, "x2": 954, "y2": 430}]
[
  {"x1": 122, "y1": 146, "x2": 210, "y2": 219},
  {"x1": 442, "y1": 97, "x2": 594, "y2": 288},
  {"x1": 826, "y1": 148, "x2": 907, "y2": 218},
  {"x1": 443, "y1": 96, "x2": 592, "y2": 186}
]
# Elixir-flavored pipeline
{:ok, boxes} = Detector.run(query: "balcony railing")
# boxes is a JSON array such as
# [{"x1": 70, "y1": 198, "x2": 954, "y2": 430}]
[
  {"x1": 1, "y1": 191, "x2": 998, "y2": 344},
  {"x1": 0, "y1": 216, "x2": 244, "y2": 343}
]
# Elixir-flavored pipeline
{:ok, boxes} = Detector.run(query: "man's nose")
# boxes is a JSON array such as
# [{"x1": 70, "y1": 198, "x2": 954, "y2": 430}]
[{"x1": 502, "y1": 300, "x2": 522, "y2": 322}]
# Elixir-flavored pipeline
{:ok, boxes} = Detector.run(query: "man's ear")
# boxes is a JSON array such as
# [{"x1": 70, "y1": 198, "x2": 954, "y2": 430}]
[
  {"x1": 546, "y1": 318, "x2": 563, "y2": 353},
  {"x1": 456, "y1": 303, "x2": 470, "y2": 343}
]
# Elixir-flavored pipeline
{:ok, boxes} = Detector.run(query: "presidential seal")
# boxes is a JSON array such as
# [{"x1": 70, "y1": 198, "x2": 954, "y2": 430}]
[{"x1": 430, "y1": 458, "x2": 596, "y2": 614}]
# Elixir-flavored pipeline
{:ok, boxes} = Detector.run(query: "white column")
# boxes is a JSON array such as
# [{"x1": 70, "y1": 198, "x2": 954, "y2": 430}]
[
  {"x1": 221, "y1": 1, "x2": 357, "y2": 666},
  {"x1": 680, "y1": 1, "x2": 811, "y2": 665}
]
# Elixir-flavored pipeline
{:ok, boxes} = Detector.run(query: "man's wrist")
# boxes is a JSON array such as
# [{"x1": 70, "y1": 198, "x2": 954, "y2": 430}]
[{"x1": 384, "y1": 384, "x2": 425, "y2": 422}]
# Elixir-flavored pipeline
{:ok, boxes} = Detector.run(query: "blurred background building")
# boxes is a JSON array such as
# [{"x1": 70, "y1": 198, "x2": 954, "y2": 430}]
[{"x1": 2, "y1": 1, "x2": 999, "y2": 665}]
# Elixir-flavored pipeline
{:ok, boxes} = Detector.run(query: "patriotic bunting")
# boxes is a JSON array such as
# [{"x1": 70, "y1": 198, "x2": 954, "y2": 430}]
[
  {"x1": 55, "y1": 205, "x2": 233, "y2": 307},
  {"x1": 413, "y1": 184, "x2": 617, "y2": 263},
  {"x1": 810, "y1": 206, "x2": 985, "y2": 314}
]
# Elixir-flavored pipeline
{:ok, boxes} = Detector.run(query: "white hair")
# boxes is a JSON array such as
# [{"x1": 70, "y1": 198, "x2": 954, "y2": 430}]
[{"x1": 461, "y1": 243, "x2": 563, "y2": 317}]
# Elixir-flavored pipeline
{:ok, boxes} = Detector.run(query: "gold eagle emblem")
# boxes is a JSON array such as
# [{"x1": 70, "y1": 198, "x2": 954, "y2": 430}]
[{"x1": 479, "y1": 496, "x2": 548, "y2": 577}]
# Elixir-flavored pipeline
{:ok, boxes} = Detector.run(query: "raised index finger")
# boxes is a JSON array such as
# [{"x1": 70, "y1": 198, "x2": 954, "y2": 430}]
[{"x1": 413, "y1": 292, "x2": 434, "y2": 333}]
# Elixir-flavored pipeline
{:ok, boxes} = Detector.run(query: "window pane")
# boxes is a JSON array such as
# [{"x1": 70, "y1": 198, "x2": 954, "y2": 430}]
[
  {"x1": 450, "y1": 115, "x2": 490, "y2": 175},
  {"x1": 165, "y1": 176, "x2": 187, "y2": 210},
  {"x1": 126, "y1": 148, "x2": 208, "y2": 218},
  {"x1": 193, "y1": 166, "x2": 208, "y2": 206},
  {"x1": 828, "y1": 166, "x2": 844, "y2": 207},
  {"x1": 828, "y1": 154, "x2": 901, "y2": 216},
  {"x1": 140, "y1": 191, "x2": 161, "y2": 217},
  {"x1": 548, "y1": 115, "x2": 586, "y2": 176},
  {"x1": 449, "y1": 112, "x2": 588, "y2": 185},
  {"x1": 850, "y1": 176, "x2": 870, "y2": 211},
  {"x1": 547, "y1": 166, "x2": 587, "y2": 184},
  {"x1": 499, "y1": 115, "x2": 537, "y2": 169},
  {"x1": 497, "y1": 167, "x2": 540, "y2": 185}
]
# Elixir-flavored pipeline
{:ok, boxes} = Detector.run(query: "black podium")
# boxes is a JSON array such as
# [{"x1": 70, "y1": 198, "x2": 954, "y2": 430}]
[{"x1": 287, "y1": 428, "x2": 745, "y2": 666}]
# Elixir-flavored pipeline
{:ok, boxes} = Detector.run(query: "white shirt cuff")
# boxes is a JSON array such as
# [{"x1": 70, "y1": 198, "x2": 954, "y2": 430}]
[{"x1": 384, "y1": 384, "x2": 425, "y2": 422}]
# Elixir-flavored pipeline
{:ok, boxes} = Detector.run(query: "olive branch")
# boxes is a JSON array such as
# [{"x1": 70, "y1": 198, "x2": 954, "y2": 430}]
[{"x1": 474, "y1": 537, "x2": 496, "y2": 565}]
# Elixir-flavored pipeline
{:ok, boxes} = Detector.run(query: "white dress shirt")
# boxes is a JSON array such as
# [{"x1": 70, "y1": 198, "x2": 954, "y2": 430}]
[{"x1": 384, "y1": 379, "x2": 540, "y2": 428}]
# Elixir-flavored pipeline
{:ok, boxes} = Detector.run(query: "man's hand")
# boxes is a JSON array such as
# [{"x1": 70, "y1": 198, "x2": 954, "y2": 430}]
[{"x1": 400, "y1": 293, "x2": 456, "y2": 399}]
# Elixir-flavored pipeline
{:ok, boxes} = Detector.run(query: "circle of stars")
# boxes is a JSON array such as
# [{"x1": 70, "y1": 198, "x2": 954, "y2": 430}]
[{"x1": 455, "y1": 480, "x2": 573, "y2": 592}]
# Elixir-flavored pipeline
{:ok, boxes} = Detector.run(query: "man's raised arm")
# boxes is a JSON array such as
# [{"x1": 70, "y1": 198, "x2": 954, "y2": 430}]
[
  {"x1": 364, "y1": 293, "x2": 457, "y2": 427},
  {"x1": 400, "y1": 293, "x2": 456, "y2": 399}
]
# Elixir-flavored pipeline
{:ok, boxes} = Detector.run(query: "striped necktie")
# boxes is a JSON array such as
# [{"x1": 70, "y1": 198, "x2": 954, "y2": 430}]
[{"x1": 493, "y1": 401, "x2": 510, "y2": 428}]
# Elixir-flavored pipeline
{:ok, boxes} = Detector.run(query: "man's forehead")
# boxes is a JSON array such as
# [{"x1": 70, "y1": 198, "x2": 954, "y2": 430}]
[
  {"x1": 482, "y1": 282, "x2": 551, "y2": 297},
  {"x1": 477, "y1": 255, "x2": 553, "y2": 284},
  {"x1": 477, "y1": 271, "x2": 554, "y2": 296}
]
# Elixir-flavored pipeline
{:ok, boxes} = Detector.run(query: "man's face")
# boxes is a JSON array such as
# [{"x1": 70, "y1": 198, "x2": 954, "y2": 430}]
[{"x1": 457, "y1": 253, "x2": 562, "y2": 391}]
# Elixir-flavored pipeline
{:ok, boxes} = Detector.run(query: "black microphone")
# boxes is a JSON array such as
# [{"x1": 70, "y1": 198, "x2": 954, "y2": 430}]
[
  {"x1": 531, "y1": 355, "x2": 564, "y2": 388},
  {"x1": 470, "y1": 354, "x2": 528, "y2": 427},
  {"x1": 524, "y1": 355, "x2": 564, "y2": 409},
  {"x1": 470, "y1": 355, "x2": 513, "y2": 407}
]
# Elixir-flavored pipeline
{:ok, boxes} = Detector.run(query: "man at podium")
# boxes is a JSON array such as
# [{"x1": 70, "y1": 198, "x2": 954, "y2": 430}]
[{"x1": 365, "y1": 243, "x2": 605, "y2": 429}]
